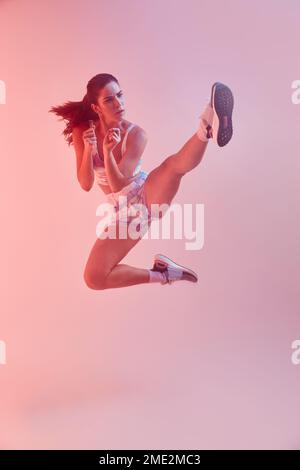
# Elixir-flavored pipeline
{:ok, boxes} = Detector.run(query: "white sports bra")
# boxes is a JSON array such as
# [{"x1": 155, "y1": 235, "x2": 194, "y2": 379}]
[{"x1": 92, "y1": 123, "x2": 142, "y2": 187}]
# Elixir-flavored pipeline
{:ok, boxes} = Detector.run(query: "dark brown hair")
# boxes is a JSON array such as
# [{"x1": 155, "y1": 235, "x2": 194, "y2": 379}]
[{"x1": 49, "y1": 73, "x2": 119, "y2": 145}]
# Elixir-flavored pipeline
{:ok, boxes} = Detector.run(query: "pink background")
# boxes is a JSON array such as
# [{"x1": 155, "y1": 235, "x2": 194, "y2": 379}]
[{"x1": 0, "y1": 0, "x2": 300, "y2": 449}]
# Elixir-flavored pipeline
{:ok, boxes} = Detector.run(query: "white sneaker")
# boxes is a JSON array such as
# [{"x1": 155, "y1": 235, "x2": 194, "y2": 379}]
[
  {"x1": 198, "y1": 82, "x2": 234, "y2": 147},
  {"x1": 150, "y1": 254, "x2": 198, "y2": 285},
  {"x1": 210, "y1": 82, "x2": 234, "y2": 147}
]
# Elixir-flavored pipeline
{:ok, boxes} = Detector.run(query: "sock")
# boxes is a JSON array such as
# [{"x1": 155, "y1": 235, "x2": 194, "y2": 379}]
[
  {"x1": 148, "y1": 269, "x2": 167, "y2": 284},
  {"x1": 196, "y1": 103, "x2": 214, "y2": 142}
]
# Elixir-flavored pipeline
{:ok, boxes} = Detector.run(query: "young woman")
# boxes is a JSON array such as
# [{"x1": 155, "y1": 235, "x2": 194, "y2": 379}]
[{"x1": 50, "y1": 73, "x2": 234, "y2": 289}]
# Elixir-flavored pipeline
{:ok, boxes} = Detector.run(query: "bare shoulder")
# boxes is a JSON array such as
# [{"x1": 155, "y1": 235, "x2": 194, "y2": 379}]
[
  {"x1": 125, "y1": 125, "x2": 148, "y2": 152},
  {"x1": 128, "y1": 122, "x2": 148, "y2": 140},
  {"x1": 122, "y1": 122, "x2": 148, "y2": 160}
]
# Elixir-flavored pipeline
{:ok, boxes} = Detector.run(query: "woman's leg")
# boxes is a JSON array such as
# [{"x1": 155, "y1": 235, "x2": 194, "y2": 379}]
[
  {"x1": 143, "y1": 81, "x2": 234, "y2": 208},
  {"x1": 84, "y1": 137, "x2": 210, "y2": 290},
  {"x1": 84, "y1": 221, "x2": 151, "y2": 290},
  {"x1": 143, "y1": 135, "x2": 209, "y2": 208}
]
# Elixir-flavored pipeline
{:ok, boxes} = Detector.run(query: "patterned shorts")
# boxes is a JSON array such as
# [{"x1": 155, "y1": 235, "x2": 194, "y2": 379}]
[{"x1": 99, "y1": 170, "x2": 159, "y2": 238}]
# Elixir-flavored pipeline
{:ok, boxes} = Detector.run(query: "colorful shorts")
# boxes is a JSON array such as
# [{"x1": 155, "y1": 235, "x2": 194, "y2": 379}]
[{"x1": 99, "y1": 170, "x2": 159, "y2": 238}]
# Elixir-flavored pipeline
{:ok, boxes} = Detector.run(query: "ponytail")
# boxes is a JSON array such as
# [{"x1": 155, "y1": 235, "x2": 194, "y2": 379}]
[{"x1": 49, "y1": 93, "x2": 98, "y2": 146}]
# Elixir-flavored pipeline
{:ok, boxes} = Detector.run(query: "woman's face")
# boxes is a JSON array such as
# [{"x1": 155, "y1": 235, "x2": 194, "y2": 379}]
[{"x1": 92, "y1": 81, "x2": 125, "y2": 123}]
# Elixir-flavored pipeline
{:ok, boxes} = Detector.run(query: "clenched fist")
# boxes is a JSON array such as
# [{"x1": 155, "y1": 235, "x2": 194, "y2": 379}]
[
  {"x1": 82, "y1": 120, "x2": 97, "y2": 151},
  {"x1": 103, "y1": 128, "x2": 121, "y2": 153}
]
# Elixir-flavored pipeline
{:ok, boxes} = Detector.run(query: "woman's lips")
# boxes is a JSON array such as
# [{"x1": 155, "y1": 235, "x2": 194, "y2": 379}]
[{"x1": 116, "y1": 109, "x2": 124, "y2": 114}]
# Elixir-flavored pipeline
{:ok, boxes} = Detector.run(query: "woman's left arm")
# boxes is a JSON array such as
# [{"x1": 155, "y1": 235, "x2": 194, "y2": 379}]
[{"x1": 103, "y1": 126, "x2": 148, "y2": 192}]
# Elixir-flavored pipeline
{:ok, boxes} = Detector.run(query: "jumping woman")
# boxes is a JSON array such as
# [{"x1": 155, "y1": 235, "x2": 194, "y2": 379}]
[{"x1": 50, "y1": 73, "x2": 234, "y2": 289}]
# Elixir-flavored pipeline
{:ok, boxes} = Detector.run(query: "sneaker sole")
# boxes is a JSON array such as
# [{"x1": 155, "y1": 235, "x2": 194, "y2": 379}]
[
  {"x1": 153, "y1": 254, "x2": 198, "y2": 283},
  {"x1": 211, "y1": 82, "x2": 234, "y2": 147}
]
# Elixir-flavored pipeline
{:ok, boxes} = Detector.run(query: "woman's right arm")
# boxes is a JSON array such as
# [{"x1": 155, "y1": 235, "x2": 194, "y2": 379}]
[{"x1": 72, "y1": 125, "x2": 95, "y2": 191}]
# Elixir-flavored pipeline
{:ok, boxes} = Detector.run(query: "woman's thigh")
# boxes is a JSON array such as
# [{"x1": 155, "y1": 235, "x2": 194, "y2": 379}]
[
  {"x1": 83, "y1": 220, "x2": 142, "y2": 287},
  {"x1": 143, "y1": 155, "x2": 183, "y2": 211}
]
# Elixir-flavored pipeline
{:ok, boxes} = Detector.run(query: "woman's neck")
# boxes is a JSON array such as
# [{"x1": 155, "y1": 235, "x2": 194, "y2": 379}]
[{"x1": 95, "y1": 116, "x2": 127, "y2": 137}]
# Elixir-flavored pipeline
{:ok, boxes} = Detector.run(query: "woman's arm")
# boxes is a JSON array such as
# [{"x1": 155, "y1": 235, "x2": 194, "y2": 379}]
[
  {"x1": 72, "y1": 126, "x2": 95, "y2": 191},
  {"x1": 104, "y1": 126, "x2": 147, "y2": 193}
]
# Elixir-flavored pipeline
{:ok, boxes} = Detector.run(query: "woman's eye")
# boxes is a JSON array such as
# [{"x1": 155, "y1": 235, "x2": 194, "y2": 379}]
[
  {"x1": 105, "y1": 93, "x2": 123, "y2": 103},
  {"x1": 107, "y1": 95, "x2": 122, "y2": 102}
]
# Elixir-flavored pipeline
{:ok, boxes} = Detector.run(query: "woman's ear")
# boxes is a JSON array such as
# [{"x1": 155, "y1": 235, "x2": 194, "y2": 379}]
[{"x1": 91, "y1": 102, "x2": 101, "y2": 114}]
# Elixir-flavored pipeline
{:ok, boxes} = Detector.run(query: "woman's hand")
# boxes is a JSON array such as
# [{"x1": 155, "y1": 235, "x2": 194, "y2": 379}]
[
  {"x1": 82, "y1": 121, "x2": 97, "y2": 151},
  {"x1": 103, "y1": 128, "x2": 121, "y2": 153}
]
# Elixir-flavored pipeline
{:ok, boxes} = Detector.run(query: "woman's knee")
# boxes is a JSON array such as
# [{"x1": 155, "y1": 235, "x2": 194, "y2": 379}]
[{"x1": 83, "y1": 266, "x2": 108, "y2": 290}]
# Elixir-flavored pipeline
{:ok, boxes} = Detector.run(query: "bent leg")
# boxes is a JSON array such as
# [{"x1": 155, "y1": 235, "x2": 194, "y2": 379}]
[{"x1": 84, "y1": 221, "x2": 150, "y2": 290}]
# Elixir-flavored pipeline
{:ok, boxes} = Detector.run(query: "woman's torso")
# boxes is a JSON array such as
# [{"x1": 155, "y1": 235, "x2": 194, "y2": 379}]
[{"x1": 83, "y1": 119, "x2": 141, "y2": 194}]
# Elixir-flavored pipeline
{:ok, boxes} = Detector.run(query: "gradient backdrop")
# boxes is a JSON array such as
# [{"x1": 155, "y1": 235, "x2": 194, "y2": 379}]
[{"x1": 0, "y1": 0, "x2": 300, "y2": 450}]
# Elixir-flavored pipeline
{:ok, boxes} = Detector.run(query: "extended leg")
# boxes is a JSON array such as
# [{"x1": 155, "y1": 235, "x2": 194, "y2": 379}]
[
  {"x1": 143, "y1": 133, "x2": 208, "y2": 210},
  {"x1": 143, "y1": 82, "x2": 234, "y2": 208}
]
